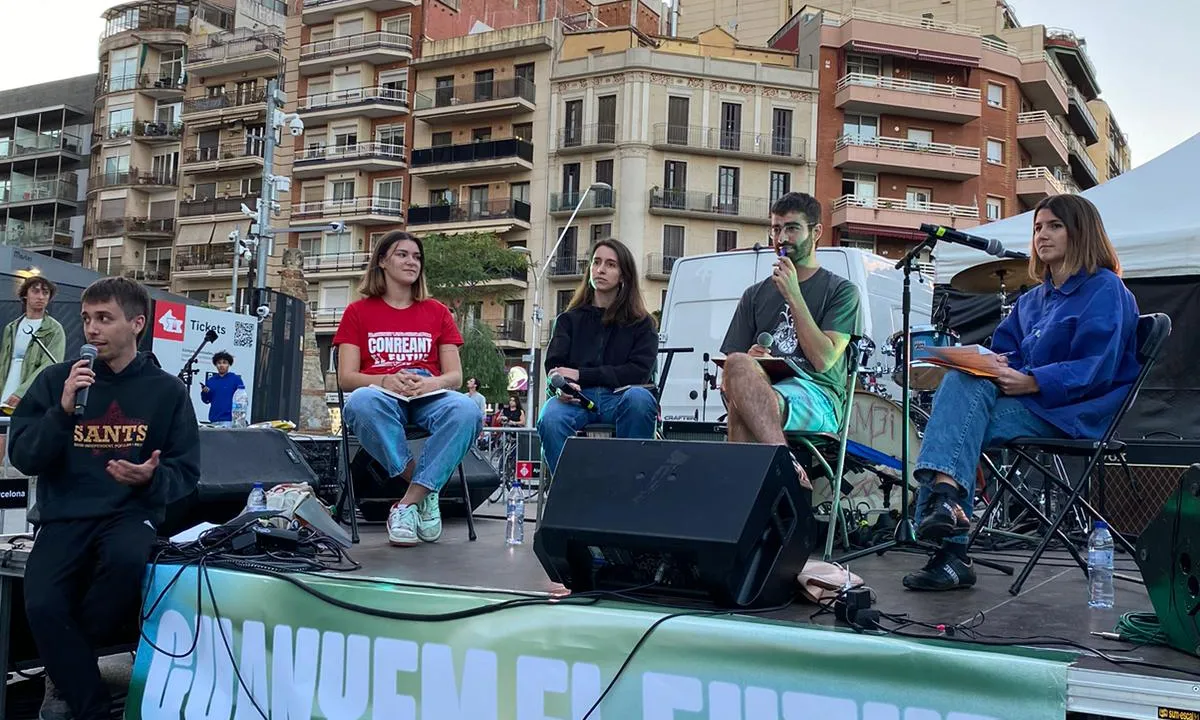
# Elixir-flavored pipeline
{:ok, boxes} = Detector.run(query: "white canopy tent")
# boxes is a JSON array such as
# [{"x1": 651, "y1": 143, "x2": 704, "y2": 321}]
[{"x1": 934, "y1": 132, "x2": 1200, "y2": 283}]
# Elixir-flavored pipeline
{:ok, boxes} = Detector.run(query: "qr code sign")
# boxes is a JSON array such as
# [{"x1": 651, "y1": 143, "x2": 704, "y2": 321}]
[{"x1": 233, "y1": 321, "x2": 255, "y2": 348}]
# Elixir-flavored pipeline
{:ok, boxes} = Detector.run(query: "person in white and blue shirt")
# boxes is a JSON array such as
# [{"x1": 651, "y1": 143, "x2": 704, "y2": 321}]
[{"x1": 200, "y1": 350, "x2": 244, "y2": 425}]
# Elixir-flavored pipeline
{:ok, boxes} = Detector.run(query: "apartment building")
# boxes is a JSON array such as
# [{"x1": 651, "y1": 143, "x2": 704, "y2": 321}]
[
  {"x1": 174, "y1": 1, "x2": 286, "y2": 307},
  {"x1": 0, "y1": 75, "x2": 94, "y2": 262},
  {"x1": 547, "y1": 26, "x2": 817, "y2": 322},
  {"x1": 757, "y1": 0, "x2": 1123, "y2": 263},
  {"x1": 86, "y1": 0, "x2": 286, "y2": 304},
  {"x1": 288, "y1": 0, "x2": 420, "y2": 349},
  {"x1": 1086, "y1": 98, "x2": 1131, "y2": 182}
]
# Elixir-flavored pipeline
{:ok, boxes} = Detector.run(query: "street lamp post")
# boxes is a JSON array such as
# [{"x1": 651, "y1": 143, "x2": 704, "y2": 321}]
[{"x1": 513, "y1": 181, "x2": 612, "y2": 427}]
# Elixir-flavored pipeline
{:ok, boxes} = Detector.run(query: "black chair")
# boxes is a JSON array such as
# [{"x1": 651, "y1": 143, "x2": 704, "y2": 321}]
[
  {"x1": 969, "y1": 313, "x2": 1172, "y2": 596},
  {"x1": 331, "y1": 349, "x2": 478, "y2": 544}
]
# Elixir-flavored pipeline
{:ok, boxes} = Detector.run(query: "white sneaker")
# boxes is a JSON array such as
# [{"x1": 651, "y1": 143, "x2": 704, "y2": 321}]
[
  {"x1": 387, "y1": 504, "x2": 420, "y2": 547},
  {"x1": 416, "y1": 491, "x2": 442, "y2": 543}
]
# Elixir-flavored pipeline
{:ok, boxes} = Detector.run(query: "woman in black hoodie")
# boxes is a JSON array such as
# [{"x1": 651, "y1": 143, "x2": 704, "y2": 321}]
[{"x1": 537, "y1": 238, "x2": 658, "y2": 474}]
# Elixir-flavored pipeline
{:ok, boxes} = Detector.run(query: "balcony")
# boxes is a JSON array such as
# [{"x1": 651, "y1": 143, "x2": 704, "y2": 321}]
[
  {"x1": 101, "y1": 5, "x2": 189, "y2": 48},
  {"x1": 300, "y1": 32, "x2": 413, "y2": 76},
  {"x1": 187, "y1": 31, "x2": 283, "y2": 79},
  {"x1": 644, "y1": 253, "x2": 679, "y2": 281},
  {"x1": 87, "y1": 217, "x2": 175, "y2": 238},
  {"x1": 179, "y1": 193, "x2": 259, "y2": 219},
  {"x1": 310, "y1": 303, "x2": 346, "y2": 329},
  {"x1": 87, "y1": 169, "x2": 176, "y2": 194},
  {"x1": 547, "y1": 255, "x2": 587, "y2": 280},
  {"x1": 174, "y1": 246, "x2": 245, "y2": 279},
  {"x1": 1, "y1": 131, "x2": 85, "y2": 164},
  {"x1": 293, "y1": 142, "x2": 407, "y2": 177},
  {"x1": 1065, "y1": 85, "x2": 1100, "y2": 145},
  {"x1": 182, "y1": 91, "x2": 267, "y2": 124},
  {"x1": 494, "y1": 320, "x2": 527, "y2": 347},
  {"x1": 413, "y1": 79, "x2": 535, "y2": 124},
  {"x1": 409, "y1": 138, "x2": 534, "y2": 179},
  {"x1": 1018, "y1": 52, "x2": 1069, "y2": 115},
  {"x1": 182, "y1": 140, "x2": 265, "y2": 174},
  {"x1": 406, "y1": 198, "x2": 531, "y2": 234},
  {"x1": 830, "y1": 195, "x2": 980, "y2": 237},
  {"x1": 123, "y1": 267, "x2": 171, "y2": 285},
  {"x1": 301, "y1": 0, "x2": 417, "y2": 25},
  {"x1": 651, "y1": 124, "x2": 807, "y2": 163},
  {"x1": 302, "y1": 252, "x2": 370, "y2": 277},
  {"x1": 1045, "y1": 28, "x2": 1100, "y2": 101},
  {"x1": 94, "y1": 73, "x2": 186, "y2": 101},
  {"x1": 1016, "y1": 111, "x2": 1068, "y2": 167},
  {"x1": 548, "y1": 189, "x2": 615, "y2": 216},
  {"x1": 1067, "y1": 135, "x2": 1100, "y2": 190},
  {"x1": 132, "y1": 119, "x2": 185, "y2": 143},
  {"x1": 1, "y1": 177, "x2": 80, "y2": 206},
  {"x1": 1, "y1": 219, "x2": 73, "y2": 250},
  {"x1": 555, "y1": 123, "x2": 618, "y2": 154},
  {"x1": 648, "y1": 189, "x2": 771, "y2": 225},
  {"x1": 293, "y1": 196, "x2": 404, "y2": 225},
  {"x1": 299, "y1": 86, "x2": 409, "y2": 122},
  {"x1": 834, "y1": 73, "x2": 981, "y2": 124},
  {"x1": 833, "y1": 135, "x2": 981, "y2": 181},
  {"x1": 1015, "y1": 167, "x2": 1067, "y2": 205}
]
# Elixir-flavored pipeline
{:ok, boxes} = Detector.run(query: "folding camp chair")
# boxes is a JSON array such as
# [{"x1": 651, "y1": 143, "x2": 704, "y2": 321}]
[
  {"x1": 968, "y1": 313, "x2": 1172, "y2": 596},
  {"x1": 331, "y1": 349, "x2": 478, "y2": 544}
]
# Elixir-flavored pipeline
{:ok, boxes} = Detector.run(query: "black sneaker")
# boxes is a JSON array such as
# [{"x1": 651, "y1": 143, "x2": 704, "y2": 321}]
[
  {"x1": 902, "y1": 549, "x2": 977, "y2": 591},
  {"x1": 916, "y1": 486, "x2": 971, "y2": 541}
]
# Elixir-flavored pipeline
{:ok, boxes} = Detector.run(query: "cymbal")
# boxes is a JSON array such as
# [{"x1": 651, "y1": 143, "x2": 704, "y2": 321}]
[{"x1": 951, "y1": 258, "x2": 1036, "y2": 294}]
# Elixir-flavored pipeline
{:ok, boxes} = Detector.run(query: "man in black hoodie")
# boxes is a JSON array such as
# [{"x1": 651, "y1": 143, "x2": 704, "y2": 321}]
[{"x1": 10, "y1": 277, "x2": 200, "y2": 720}]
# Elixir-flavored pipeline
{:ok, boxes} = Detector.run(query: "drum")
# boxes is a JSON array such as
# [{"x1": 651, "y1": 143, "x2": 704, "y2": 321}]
[
  {"x1": 888, "y1": 326, "x2": 958, "y2": 391},
  {"x1": 811, "y1": 391, "x2": 928, "y2": 518}
]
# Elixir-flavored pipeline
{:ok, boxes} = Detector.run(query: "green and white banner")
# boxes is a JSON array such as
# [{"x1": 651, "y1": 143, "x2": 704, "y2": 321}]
[{"x1": 127, "y1": 565, "x2": 1070, "y2": 719}]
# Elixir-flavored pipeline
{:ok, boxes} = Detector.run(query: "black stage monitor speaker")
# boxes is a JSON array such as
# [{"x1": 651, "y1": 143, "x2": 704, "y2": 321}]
[
  {"x1": 1136, "y1": 463, "x2": 1200, "y2": 657},
  {"x1": 534, "y1": 438, "x2": 812, "y2": 609}
]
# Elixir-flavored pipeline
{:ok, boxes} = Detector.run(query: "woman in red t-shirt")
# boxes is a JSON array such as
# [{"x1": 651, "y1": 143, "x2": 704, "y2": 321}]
[{"x1": 334, "y1": 231, "x2": 482, "y2": 547}]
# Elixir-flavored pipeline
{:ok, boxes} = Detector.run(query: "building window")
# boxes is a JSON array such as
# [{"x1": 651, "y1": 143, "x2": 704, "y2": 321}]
[
  {"x1": 845, "y1": 53, "x2": 881, "y2": 76},
  {"x1": 719, "y1": 102, "x2": 742, "y2": 151},
  {"x1": 666, "y1": 96, "x2": 689, "y2": 144},
  {"x1": 841, "y1": 172, "x2": 877, "y2": 200},
  {"x1": 471, "y1": 127, "x2": 492, "y2": 143},
  {"x1": 510, "y1": 181, "x2": 530, "y2": 204},
  {"x1": 434, "y1": 76, "x2": 454, "y2": 106},
  {"x1": 906, "y1": 187, "x2": 932, "y2": 210},
  {"x1": 842, "y1": 113, "x2": 878, "y2": 141},
  {"x1": 987, "y1": 83, "x2": 1004, "y2": 108},
  {"x1": 662, "y1": 225, "x2": 685, "y2": 262},
  {"x1": 986, "y1": 196, "x2": 1003, "y2": 221},
  {"x1": 431, "y1": 131, "x2": 452, "y2": 147},
  {"x1": 375, "y1": 179, "x2": 404, "y2": 213},
  {"x1": 555, "y1": 289, "x2": 573, "y2": 317},
  {"x1": 473, "y1": 69, "x2": 494, "y2": 102},
  {"x1": 716, "y1": 229, "x2": 737, "y2": 252},
  {"x1": 563, "y1": 99, "x2": 583, "y2": 147},
  {"x1": 514, "y1": 63, "x2": 535, "y2": 97},
  {"x1": 590, "y1": 223, "x2": 611, "y2": 247},
  {"x1": 770, "y1": 171, "x2": 791, "y2": 204},
  {"x1": 771, "y1": 108, "x2": 793, "y2": 156},
  {"x1": 663, "y1": 161, "x2": 687, "y2": 207},
  {"x1": 597, "y1": 95, "x2": 617, "y2": 143},
  {"x1": 330, "y1": 180, "x2": 354, "y2": 202},
  {"x1": 716, "y1": 166, "x2": 740, "y2": 214},
  {"x1": 986, "y1": 139, "x2": 1004, "y2": 165},
  {"x1": 299, "y1": 233, "x2": 321, "y2": 257},
  {"x1": 562, "y1": 163, "x2": 581, "y2": 200},
  {"x1": 513, "y1": 122, "x2": 532, "y2": 142},
  {"x1": 377, "y1": 124, "x2": 405, "y2": 153},
  {"x1": 383, "y1": 15, "x2": 412, "y2": 38},
  {"x1": 555, "y1": 226, "x2": 578, "y2": 268}
]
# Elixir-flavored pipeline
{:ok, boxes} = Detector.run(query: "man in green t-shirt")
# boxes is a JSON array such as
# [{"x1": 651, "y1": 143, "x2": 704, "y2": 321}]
[{"x1": 720, "y1": 192, "x2": 862, "y2": 486}]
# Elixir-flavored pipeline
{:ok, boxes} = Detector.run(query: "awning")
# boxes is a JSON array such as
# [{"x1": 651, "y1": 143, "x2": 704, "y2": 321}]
[
  {"x1": 846, "y1": 42, "x2": 979, "y2": 67},
  {"x1": 917, "y1": 49, "x2": 979, "y2": 66},
  {"x1": 843, "y1": 223, "x2": 926, "y2": 242},
  {"x1": 850, "y1": 41, "x2": 918, "y2": 58},
  {"x1": 175, "y1": 220, "x2": 249, "y2": 247}
]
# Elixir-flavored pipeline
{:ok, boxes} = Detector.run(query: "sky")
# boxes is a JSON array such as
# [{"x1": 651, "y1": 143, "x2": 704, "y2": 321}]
[{"x1": 0, "y1": 0, "x2": 1195, "y2": 167}]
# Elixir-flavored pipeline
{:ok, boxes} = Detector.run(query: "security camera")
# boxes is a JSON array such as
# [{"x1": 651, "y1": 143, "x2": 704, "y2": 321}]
[
  {"x1": 329, "y1": 221, "x2": 346, "y2": 233},
  {"x1": 227, "y1": 230, "x2": 239, "y2": 242},
  {"x1": 256, "y1": 305, "x2": 271, "y2": 319},
  {"x1": 288, "y1": 116, "x2": 305, "y2": 137},
  {"x1": 240, "y1": 203, "x2": 255, "y2": 219}
]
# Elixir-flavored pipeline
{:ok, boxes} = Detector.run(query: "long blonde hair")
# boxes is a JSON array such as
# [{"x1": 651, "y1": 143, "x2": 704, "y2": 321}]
[
  {"x1": 358, "y1": 230, "x2": 430, "y2": 300},
  {"x1": 1029, "y1": 195, "x2": 1121, "y2": 280}
]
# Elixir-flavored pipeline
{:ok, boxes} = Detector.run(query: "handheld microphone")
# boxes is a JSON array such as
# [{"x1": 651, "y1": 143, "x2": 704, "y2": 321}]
[
  {"x1": 75, "y1": 344, "x2": 98, "y2": 415},
  {"x1": 756, "y1": 332, "x2": 774, "y2": 351},
  {"x1": 549, "y1": 373, "x2": 596, "y2": 411},
  {"x1": 920, "y1": 224, "x2": 1028, "y2": 260}
]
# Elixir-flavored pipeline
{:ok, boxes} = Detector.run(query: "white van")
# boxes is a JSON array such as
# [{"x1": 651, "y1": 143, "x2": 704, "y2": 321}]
[{"x1": 656, "y1": 245, "x2": 934, "y2": 422}]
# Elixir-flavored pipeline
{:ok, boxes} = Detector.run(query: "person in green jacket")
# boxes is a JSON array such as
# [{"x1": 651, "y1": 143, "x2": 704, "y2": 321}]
[{"x1": 0, "y1": 275, "x2": 66, "y2": 412}]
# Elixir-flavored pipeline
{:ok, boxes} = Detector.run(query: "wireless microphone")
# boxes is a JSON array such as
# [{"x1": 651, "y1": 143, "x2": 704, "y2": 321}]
[
  {"x1": 756, "y1": 332, "x2": 775, "y2": 351},
  {"x1": 549, "y1": 373, "x2": 596, "y2": 411},
  {"x1": 75, "y1": 344, "x2": 98, "y2": 416}
]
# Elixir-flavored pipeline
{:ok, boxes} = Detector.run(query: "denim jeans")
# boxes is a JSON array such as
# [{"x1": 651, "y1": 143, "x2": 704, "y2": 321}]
[
  {"x1": 343, "y1": 375, "x2": 482, "y2": 493},
  {"x1": 914, "y1": 370, "x2": 1064, "y2": 545},
  {"x1": 537, "y1": 386, "x2": 658, "y2": 475}
]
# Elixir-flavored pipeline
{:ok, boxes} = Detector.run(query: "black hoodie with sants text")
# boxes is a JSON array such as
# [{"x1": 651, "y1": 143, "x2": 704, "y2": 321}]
[{"x1": 9, "y1": 351, "x2": 200, "y2": 525}]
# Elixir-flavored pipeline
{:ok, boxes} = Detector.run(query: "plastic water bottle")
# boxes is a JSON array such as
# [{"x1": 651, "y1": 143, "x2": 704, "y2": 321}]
[
  {"x1": 247, "y1": 482, "x2": 267, "y2": 513},
  {"x1": 231, "y1": 388, "x2": 249, "y2": 428},
  {"x1": 1088, "y1": 521, "x2": 1115, "y2": 609},
  {"x1": 505, "y1": 480, "x2": 525, "y2": 546}
]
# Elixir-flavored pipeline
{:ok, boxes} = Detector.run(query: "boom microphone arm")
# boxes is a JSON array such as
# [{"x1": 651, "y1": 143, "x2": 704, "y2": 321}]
[{"x1": 177, "y1": 328, "x2": 220, "y2": 390}]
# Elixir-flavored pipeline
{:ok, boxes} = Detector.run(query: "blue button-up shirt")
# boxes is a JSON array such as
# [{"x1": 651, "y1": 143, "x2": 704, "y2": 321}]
[{"x1": 991, "y1": 268, "x2": 1141, "y2": 439}]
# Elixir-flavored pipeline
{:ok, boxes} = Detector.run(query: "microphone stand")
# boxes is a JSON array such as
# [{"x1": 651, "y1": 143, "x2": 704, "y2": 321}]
[
  {"x1": 700, "y1": 352, "x2": 718, "y2": 422},
  {"x1": 836, "y1": 232, "x2": 1013, "y2": 576},
  {"x1": 177, "y1": 329, "x2": 219, "y2": 392}
]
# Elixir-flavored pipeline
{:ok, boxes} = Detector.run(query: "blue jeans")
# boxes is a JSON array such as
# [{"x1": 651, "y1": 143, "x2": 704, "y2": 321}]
[
  {"x1": 537, "y1": 386, "x2": 658, "y2": 475},
  {"x1": 343, "y1": 380, "x2": 482, "y2": 493},
  {"x1": 914, "y1": 370, "x2": 1064, "y2": 545}
]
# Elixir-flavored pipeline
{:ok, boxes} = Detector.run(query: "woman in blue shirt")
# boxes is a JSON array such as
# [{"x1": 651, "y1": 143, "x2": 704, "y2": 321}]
[
  {"x1": 200, "y1": 350, "x2": 245, "y2": 425},
  {"x1": 905, "y1": 194, "x2": 1140, "y2": 591}
]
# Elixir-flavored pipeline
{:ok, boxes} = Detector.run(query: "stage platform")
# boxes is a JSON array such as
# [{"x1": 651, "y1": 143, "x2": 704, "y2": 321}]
[{"x1": 8, "y1": 515, "x2": 1200, "y2": 719}]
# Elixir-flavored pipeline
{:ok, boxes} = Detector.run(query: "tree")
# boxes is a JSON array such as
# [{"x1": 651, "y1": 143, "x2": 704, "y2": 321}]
[
  {"x1": 421, "y1": 231, "x2": 530, "y2": 324},
  {"x1": 458, "y1": 323, "x2": 510, "y2": 404}
]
